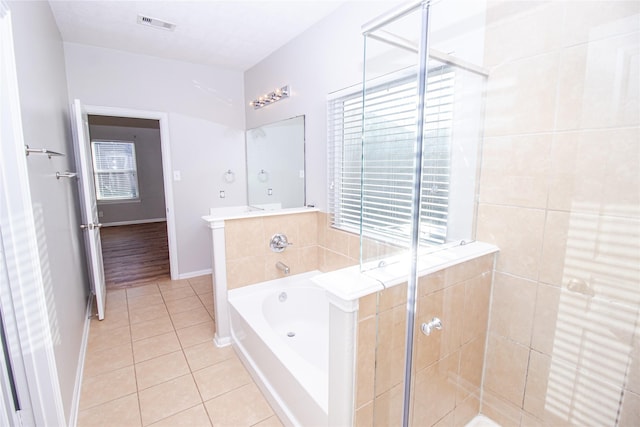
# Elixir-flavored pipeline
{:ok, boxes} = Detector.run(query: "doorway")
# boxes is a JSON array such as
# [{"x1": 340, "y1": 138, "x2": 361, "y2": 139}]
[
  {"x1": 87, "y1": 115, "x2": 171, "y2": 288},
  {"x1": 83, "y1": 106, "x2": 178, "y2": 288}
]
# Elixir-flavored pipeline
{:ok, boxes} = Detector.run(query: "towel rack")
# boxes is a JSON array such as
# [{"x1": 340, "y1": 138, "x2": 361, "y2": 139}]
[
  {"x1": 25, "y1": 145, "x2": 64, "y2": 158},
  {"x1": 56, "y1": 171, "x2": 77, "y2": 180}
]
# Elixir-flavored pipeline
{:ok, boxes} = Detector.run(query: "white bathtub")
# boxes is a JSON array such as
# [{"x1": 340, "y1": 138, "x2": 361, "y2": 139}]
[{"x1": 228, "y1": 270, "x2": 329, "y2": 426}]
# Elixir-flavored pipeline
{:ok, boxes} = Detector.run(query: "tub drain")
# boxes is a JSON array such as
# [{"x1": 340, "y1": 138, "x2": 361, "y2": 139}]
[{"x1": 287, "y1": 331, "x2": 295, "y2": 338}]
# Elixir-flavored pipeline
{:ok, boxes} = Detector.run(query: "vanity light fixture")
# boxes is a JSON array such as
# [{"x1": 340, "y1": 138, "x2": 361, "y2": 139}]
[{"x1": 250, "y1": 85, "x2": 290, "y2": 109}]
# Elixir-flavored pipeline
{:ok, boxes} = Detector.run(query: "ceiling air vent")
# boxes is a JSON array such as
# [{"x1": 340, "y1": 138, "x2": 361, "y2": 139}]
[{"x1": 137, "y1": 14, "x2": 176, "y2": 31}]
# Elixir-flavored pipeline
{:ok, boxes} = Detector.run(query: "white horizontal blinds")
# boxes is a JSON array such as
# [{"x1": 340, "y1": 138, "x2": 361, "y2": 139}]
[
  {"x1": 420, "y1": 65, "x2": 455, "y2": 245},
  {"x1": 328, "y1": 65, "x2": 455, "y2": 245},
  {"x1": 91, "y1": 141, "x2": 139, "y2": 200}
]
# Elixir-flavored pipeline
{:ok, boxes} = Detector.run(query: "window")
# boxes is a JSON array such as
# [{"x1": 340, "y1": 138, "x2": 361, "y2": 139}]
[
  {"x1": 328, "y1": 66, "x2": 455, "y2": 246},
  {"x1": 91, "y1": 140, "x2": 139, "y2": 201}
]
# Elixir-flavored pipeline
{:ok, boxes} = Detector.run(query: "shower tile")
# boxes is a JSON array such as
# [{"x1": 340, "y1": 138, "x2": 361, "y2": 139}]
[
  {"x1": 224, "y1": 217, "x2": 265, "y2": 259},
  {"x1": 443, "y1": 254, "x2": 494, "y2": 288},
  {"x1": 548, "y1": 129, "x2": 640, "y2": 215},
  {"x1": 135, "y1": 350, "x2": 190, "y2": 391},
  {"x1": 520, "y1": 412, "x2": 544, "y2": 427},
  {"x1": 77, "y1": 393, "x2": 141, "y2": 427},
  {"x1": 226, "y1": 255, "x2": 266, "y2": 288},
  {"x1": 489, "y1": 272, "x2": 536, "y2": 346},
  {"x1": 414, "y1": 290, "x2": 444, "y2": 371},
  {"x1": 347, "y1": 234, "x2": 360, "y2": 260},
  {"x1": 182, "y1": 340, "x2": 234, "y2": 372},
  {"x1": 453, "y1": 394, "x2": 480, "y2": 427},
  {"x1": 358, "y1": 293, "x2": 377, "y2": 320},
  {"x1": 411, "y1": 352, "x2": 459, "y2": 426},
  {"x1": 192, "y1": 357, "x2": 251, "y2": 401},
  {"x1": 355, "y1": 401, "x2": 374, "y2": 427},
  {"x1": 555, "y1": 35, "x2": 640, "y2": 131},
  {"x1": 264, "y1": 250, "x2": 299, "y2": 280},
  {"x1": 378, "y1": 282, "x2": 407, "y2": 312},
  {"x1": 483, "y1": 52, "x2": 560, "y2": 137},
  {"x1": 298, "y1": 245, "x2": 319, "y2": 273},
  {"x1": 148, "y1": 404, "x2": 211, "y2": 427},
  {"x1": 374, "y1": 305, "x2": 407, "y2": 395},
  {"x1": 373, "y1": 383, "x2": 403, "y2": 427},
  {"x1": 538, "y1": 210, "x2": 570, "y2": 287},
  {"x1": 294, "y1": 211, "x2": 319, "y2": 247},
  {"x1": 481, "y1": 389, "x2": 523, "y2": 427},
  {"x1": 263, "y1": 214, "x2": 299, "y2": 247},
  {"x1": 619, "y1": 390, "x2": 640, "y2": 427},
  {"x1": 458, "y1": 335, "x2": 486, "y2": 402},
  {"x1": 356, "y1": 316, "x2": 376, "y2": 408},
  {"x1": 530, "y1": 283, "x2": 561, "y2": 355},
  {"x1": 522, "y1": 350, "x2": 551, "y2": 419},
  {"x1": 479, "y1": 135, "x2": 552, "y2": 209},
  {"x1": 204, "y1": 382, "x2": 274, "y2": 426},
  {"x1": 130, "y1": 315, "x2": 174, "y2": 342},
  {"x1": 476, "y1": 204, "x2": 545, "y2": 281},
  {"x1": 132, "y1": 331, "x2": 181, "y2": 363},
  {"x1": 324, "y1": 227, "x2": 351, "y2": 255},
  {"x1": 175, "y1": 321, "x2": 215, "y2": 348},
  {"x1": 321, "y1": 248, "x2": 356, "y2": 272},
  {"x1": 169, "y1": 306, "x2": 212, "y2": 329},
  {"x1": 79, "y1": 365, "x2": 137, "y2": 410},
  {"x1": 165, "y1": 295, "x2": 205, "y2": 316},
  {"x1": 83, "y1": 342, "x2": 133, "y2": 378},
  {"x1": 138, "y1": 374, "x2": 202, "y2": 426},
  {"x1": 433, "y1": 411, "x2": 454, "y2": 427},
  {"x1": 483, "y1": 334, "x2": 529, "y2": 407},
  {"x1": 418, "y1": 269, "x2": 445, "y2": 297},
  {"x1": 461, "y1": 273, "x2": 492, "y2": 344}
]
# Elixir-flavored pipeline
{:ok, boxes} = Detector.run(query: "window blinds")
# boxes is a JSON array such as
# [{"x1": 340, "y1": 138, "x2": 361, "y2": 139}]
[
  {"x1": 328, "y1": 66, "x2": 455, "y2": 246},
  {"x1": 91, "y1": 141, "x2": 139, "y2": 201}
]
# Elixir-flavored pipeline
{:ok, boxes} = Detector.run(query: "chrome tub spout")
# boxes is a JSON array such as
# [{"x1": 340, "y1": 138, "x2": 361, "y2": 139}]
[{"x1": 276, "y1": 261, "x2": 290, "y2": 275}]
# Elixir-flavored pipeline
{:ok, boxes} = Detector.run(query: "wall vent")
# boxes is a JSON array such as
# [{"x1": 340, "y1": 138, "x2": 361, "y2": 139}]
[{"x1": 137, "y1": 14, "x2": 176, "y2": 31}]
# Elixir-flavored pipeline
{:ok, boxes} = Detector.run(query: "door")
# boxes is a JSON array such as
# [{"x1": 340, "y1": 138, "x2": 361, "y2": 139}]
[{"x1": 71, "y1": 99, "x2": 106, "y2": 320}]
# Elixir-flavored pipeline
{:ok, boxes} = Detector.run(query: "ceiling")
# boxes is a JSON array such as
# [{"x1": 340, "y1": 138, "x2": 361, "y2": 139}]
[{"x1": 48, "y1": 0, "x2": 347, "y2": 71}]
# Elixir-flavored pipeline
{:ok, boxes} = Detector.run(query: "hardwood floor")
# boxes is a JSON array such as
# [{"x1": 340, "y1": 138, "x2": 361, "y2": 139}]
[{"x1": 100, "y1": 221, "x2": 170, "y2": 289}]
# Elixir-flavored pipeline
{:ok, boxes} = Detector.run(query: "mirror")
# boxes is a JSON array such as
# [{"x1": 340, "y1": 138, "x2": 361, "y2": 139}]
[{"x1": 246, "y1": 115, "x2": 305, "y2": 209}]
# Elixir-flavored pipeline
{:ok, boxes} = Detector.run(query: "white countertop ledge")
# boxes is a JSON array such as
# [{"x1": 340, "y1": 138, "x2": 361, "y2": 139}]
[
  {"x1": 313, "y1": 241, "x2": 499, "y2": 308},
  {"x1": 202, "y1": 206, "x2": 319, "y2": 222}
]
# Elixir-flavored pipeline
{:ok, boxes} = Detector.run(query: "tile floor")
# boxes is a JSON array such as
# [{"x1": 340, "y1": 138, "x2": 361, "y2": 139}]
[{"x1": 77, "y1": 275, "x2": 283, "y2": 427}]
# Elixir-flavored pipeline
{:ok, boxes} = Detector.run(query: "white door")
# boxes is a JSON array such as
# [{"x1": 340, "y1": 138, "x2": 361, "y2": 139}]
[{"x1": 71, "y1": 99, "x2": 106, "y2": 320}]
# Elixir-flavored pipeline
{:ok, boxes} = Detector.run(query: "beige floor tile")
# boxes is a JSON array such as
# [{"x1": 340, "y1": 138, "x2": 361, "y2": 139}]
[
  {"x1": 183, "y1": 341, "x2": 234, "y2": 372},
  {"x1": 131, "y1": 315, "x2": 175, "y2": 342},
  {"x1": 126, "y1": 284, "x2": 161, "y2": 298},
  {"x1": 204, "y1": 382, "x2": 274, "y2": 427},
  {"x1": 133, "y1": 331, "x2": 181, "y2": 363},
  {"x1": 90, "y1": 310, "x2": 130, "y2": 332},
  {"x1": 165, "y1": 295, "x2": 204, "y2": 316},
  {"x1": 79, "y1": 365, "x2": 137, "y2": 410},
  {"x1": 175, "y1": 321, "x2": 215, "y2": 348},
  {"x1": 252, "y1": 415, "x2": 284, "y2": 427},
  {"x1": 83, "y1": 342, "x2": 133, "y2": 378},
  {"x1": 189, "y1": 276, "x2": 213, "y2": 295},
  {"x1": 193, "y1": 357, "x2": 252, "y2": 401},
  {"x1": 138, "y1": 374, "x2": 202, "y2": 426},
  {"x1": 161, "y1": 286, "x2": 196, "y2": 302},
  {"x1": 129, "y1": 303, "x2": 169, "y2": 325},
  {"x1": 158, "y1": 278, "x2": 191, "y2": 289},
  {"x1": 148, "y1": 404, "x2": 212, "y2": 427},
  {"x1": 170, "y1": 306, "x2": 212, "y2": 330},
  {"x1": 136, "y1": 350, "x2": 191, "y2": 390},
  {"x1": 77, "y1": 393, "x2": 141, "y2": 427},
  {"x1": 88, "y1": 325, "x2": 131, "y2": 353},
  {"x1": 128, "y1": 293, "x2": 165, "y2": 310}
]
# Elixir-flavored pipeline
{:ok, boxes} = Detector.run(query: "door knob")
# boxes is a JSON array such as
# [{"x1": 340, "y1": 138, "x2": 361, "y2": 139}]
[{"x1": 421, "y1": 317, "x2": 443, "y2": 336}]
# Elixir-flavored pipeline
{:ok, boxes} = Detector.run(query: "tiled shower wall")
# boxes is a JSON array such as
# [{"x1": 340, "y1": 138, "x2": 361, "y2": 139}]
[
  {"x1": 354, "y1": 253, "x2": 496, "y2": 426},
  {"x1": 477, "y1": 1, "x2": 639, "y2": 426}
]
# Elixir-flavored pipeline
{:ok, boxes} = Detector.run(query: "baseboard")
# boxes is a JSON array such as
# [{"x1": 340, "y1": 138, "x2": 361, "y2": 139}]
[
  {"x1": 68, "y1": 295, "x2": 93, "y2": 427},
  {"x1": 178, "y1": 269, "x2": 212, "y2": 280},
  {"x1": 101, "y1": 218, "x2": 166, "y2": 227}
]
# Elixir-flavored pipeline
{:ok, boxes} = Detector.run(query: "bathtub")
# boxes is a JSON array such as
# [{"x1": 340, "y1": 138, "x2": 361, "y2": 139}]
[{"x1": 228, "y1": 270, "x2": 328, "y2": 426}]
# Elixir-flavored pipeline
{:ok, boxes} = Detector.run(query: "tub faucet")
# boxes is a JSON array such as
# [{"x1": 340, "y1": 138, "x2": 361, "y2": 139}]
[{"x1": 276, "y1": 261, "x2": 290, "y2": 275}]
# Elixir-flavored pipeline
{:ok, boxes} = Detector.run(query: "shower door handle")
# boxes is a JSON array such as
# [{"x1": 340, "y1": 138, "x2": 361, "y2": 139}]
[{"x1": 421, "y1": 317, "x2": 443, "y2": 336}]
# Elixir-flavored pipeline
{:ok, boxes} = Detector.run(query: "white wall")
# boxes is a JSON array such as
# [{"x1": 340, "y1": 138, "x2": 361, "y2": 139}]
[
  {"x1": 89, "y1": 123, "x2": 167, "y2": 224},
  {"x1": 64, "y1": 43, "x2": 246, "y2": 275},
  {"x1": 244, "y1": 0, "x2": 486, "y2": 211},
  {"x1": 9, "y1": 1, "x2": 89, "y2": 422}
]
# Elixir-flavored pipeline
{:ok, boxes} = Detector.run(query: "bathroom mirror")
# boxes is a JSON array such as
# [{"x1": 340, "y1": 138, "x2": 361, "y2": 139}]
[{"x1": 246, "y1": 116, "x2": 305, "y2": 209}]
